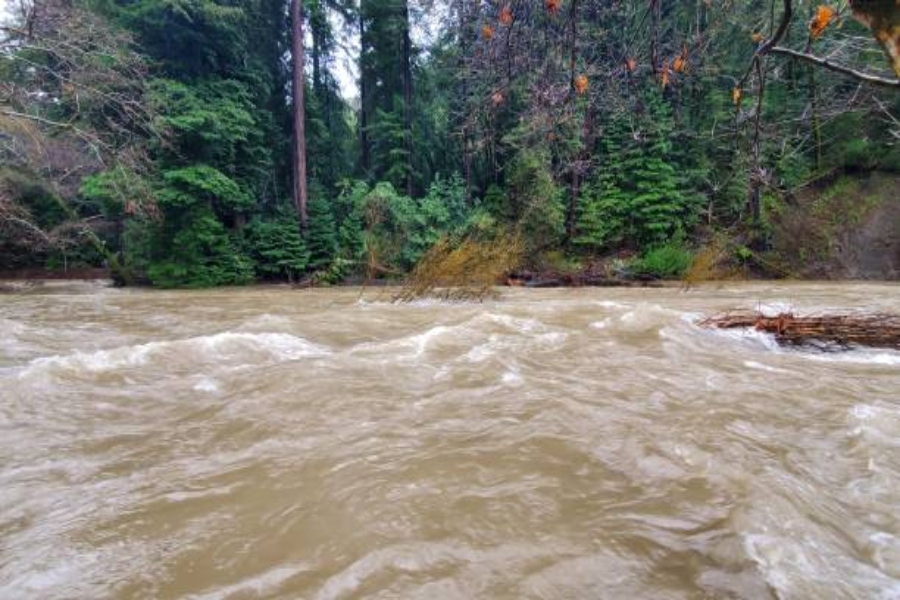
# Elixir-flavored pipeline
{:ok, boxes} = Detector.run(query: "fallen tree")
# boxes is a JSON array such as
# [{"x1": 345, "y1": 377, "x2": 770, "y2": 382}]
[
  {"x1": 393, "y1": 231, "x2": 522, "y2": 302},
  {"x1": 701, "y1": 311, "x2": 900, "y2": 350}
]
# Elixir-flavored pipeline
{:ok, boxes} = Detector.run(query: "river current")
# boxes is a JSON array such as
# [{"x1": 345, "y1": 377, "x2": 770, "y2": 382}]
[{"x1": 1, "y1": 281, "x2": 899, "y2": 599}]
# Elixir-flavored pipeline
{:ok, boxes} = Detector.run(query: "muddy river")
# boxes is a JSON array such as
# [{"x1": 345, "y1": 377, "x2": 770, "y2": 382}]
[{"x1": 1, "y1": 282, "x2": 898, "y2": 599}]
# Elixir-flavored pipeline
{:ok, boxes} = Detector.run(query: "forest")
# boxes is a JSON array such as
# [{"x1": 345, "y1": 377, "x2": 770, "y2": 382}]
[{"x1": 1, "y1": 0, "x2": 898, "y2": 287}]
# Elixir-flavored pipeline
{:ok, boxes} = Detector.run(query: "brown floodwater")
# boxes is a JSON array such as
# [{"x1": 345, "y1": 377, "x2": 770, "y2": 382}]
[{"x1": 1, "y1": 281, "x2": 899, "y2": 599}]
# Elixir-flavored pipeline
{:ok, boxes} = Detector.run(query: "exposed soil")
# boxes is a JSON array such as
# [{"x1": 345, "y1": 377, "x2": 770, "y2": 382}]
[{"x1": 768, "y1": 171, "x2": 900, "y2": 280}]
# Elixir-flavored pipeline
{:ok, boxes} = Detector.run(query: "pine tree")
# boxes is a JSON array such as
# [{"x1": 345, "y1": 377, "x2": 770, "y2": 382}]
[{"x1": 306, "y1": 195, "x2": 338, "y2": 270}]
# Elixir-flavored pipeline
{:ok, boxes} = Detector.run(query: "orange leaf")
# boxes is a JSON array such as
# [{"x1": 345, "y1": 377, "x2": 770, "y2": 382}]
[
  {"x1": 732, "y1": 86, "x2": 742, "y2": 106},
  {"x1": 574, "y1": 74, "x2": 589, "y2": 95},
  {"x1": 673, "y1": 56, "x2": 686, "y2": 73},
  {"x1": 751, "y1": 32, "x2": 764, "y2": 43},
  {"x1": 660, "y1": 61, "x2": 671, "y2": 88},
  {"x1": 810, "y1": 5, "x2": 835, "y2": 39},
  {"x1": 482, "y1": 24, "x2": 494, "y2": 40},
  {"x1": 499, "y1": 5, "x2": 513, "y2": 26},
  {"x1": 545, "y1": 0, "x2": 560, "y2": 14}
]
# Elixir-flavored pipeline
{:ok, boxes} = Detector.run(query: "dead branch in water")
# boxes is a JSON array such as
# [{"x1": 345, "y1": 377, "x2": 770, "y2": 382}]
[{"x1": 700, "y1": 311, "x2": 900, "y2": 350}]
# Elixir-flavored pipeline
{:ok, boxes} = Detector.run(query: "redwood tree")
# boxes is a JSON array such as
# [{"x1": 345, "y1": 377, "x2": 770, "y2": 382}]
[{"x1": 291, "y1": 0, "x2": 308, "y2": 230}]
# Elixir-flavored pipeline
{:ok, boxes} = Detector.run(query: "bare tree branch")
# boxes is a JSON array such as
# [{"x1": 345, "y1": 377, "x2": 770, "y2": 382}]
[
  {"x1": 0, "y1": 109, "x2": 108, "y2": 152},
  {"x1": 738, "y1": 0, "x2": 793, "y2": 88},
  {"x1": 770, "y1": 46, "x2": 900, "y2": 89}
]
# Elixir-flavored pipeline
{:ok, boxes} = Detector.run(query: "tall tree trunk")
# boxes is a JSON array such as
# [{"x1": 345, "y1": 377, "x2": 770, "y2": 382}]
[
  {"x1": 358, "y1": 10, "x2": 370, "y2": 174},
  {"x1": 650, "y1": 0, "x2": 660, "y2": 73},
  {"x1": 312, "y1": 20, "x2": 322, "y2": 96},
  {"x1": 565, "y1": 0, "x2": 581, "y2": 242},
  {"x1": 749, "y1": 57, "x2": 766, "y2": 231},
  {"x1": 291, "y1": 0, "x2": 308, "y2": 230},
  {"x1": 401, "y1": 1, "x2": 413, "y2": 197},
  {"x1": 456, "y1": 0, "x2": 471, "y2": 202}
]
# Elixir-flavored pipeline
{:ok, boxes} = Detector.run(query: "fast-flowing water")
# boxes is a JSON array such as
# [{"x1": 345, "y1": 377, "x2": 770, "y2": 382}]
[{"x1": 1, "y1": 281, "x2": 899, "y2": 599}]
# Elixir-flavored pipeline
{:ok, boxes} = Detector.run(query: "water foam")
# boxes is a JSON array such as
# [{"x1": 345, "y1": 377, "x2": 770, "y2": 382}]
[
  {"x1": 19, "y1": 332, "x2": 328, "y2": 377},
  {"x1": 189, "y1": 562, "x2": 314, "y2": 600}
]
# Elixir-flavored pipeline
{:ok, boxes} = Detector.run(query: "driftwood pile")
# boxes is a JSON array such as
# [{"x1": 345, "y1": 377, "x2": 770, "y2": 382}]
[{"x1": 701, "y1": 311, "x2": 900, "y2": 350}]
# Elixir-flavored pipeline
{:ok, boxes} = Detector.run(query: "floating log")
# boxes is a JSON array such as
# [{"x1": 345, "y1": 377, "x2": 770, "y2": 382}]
[{"x1": 700, "y1": 311, "x2": 900, "y2": 350}]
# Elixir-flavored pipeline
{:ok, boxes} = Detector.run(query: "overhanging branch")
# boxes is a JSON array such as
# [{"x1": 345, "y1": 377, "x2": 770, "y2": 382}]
[
  {"x1": 770, "y1": 46, "x2": 900, "y2": 89},
  {"x1": 738, "y1": 0, "x2": 793, "y2": 88}
]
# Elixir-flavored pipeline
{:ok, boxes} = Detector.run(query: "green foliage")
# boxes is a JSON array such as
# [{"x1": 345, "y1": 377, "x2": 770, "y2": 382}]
[
  {"x1": 334, "y1": 180, "x2": 369, "y2": 264},
  {"x1": 575, "y1": 91, "x2": 702, "y2": 252},
  {"x1": 461, "y1": 208, "x2": 500, "y2": 239},
  {"x1": 150, "y1": 79, "x2": 269, "y2": 179},
  {"x1": 403, "y1": 174, "x2": 469, "y2": 262},
  {"x1": 734, "y1": 244, "x2": 754, "y2": 263},
  {"x1": 244, "y1": 215, "x2": 309, "y2": 280},
  {"x1": 481, "y1": 185, "x2": 507, "y2": 219},
  {"x1": 505, "y1": 149, "x2": 565, "y2": 253},
  {"x1": 158, "y1": 165, "x2": 252, "y2": 213},
  {"x1": 359, "y1": 0, "x2": 413, "y2": 188},
  {"x1": 634, "y1": 243, "x2": 693, "y2": 279},
  {"x1": 120, "y1": 0, "x2": 249, "y2": 78},
  {"x1": 6, "y1": 0, "x2": 898, "y2": 286},
  {"x1": 358, "y1": 181, "x2": 418, "y2": 271},
  {"x1": 573, "y1": 176, "x2": 629, "y2": 250},
  {"x1": 147, "y1": 208, "x2": 254, "y2": 288},
  {"x1": 841, "y1": 139, "x2": 878, "y2": 171},
  {"x1": 333, "y1": 176, "x2": 473, "y2": 276},
  {"x1": 420, "y1": 174, "x2": 468, "y2": 231},
  {"x1": 306, "y1": 196, "x2": 339, "y2": 271},
  {"x1": 119, "y1": 219, "x2": 157, "y2": 283},
  {"x1": 774, "y1": 149, "x2": 812, "y2": 189},
  {"x1": 80, "y1": 168, "x2": 153, "y2": 219}
]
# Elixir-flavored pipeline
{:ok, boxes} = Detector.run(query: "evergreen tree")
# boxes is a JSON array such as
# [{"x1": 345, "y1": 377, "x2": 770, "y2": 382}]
[
  {"x1": 575, "y1": 90, "x2": 702, "y2": 251},
  {"x1": 306, "y1": 195, "x2": 338, "y2": 270}
]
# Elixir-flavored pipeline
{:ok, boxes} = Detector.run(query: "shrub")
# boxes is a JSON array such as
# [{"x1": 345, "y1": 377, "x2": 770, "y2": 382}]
[
  {"x1": 147, "y1": 208, "x2": 254, "y2": 287},
  {"x1": 842, "y1": 138, "x2": 878, "y2": 171},
  {"x1": 634, "y1": 243, "x2": 693, "y2": 278}
]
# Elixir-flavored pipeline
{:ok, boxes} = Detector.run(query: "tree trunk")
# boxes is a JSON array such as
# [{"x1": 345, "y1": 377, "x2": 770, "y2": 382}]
[
  {"x1": 456, "y1": 0, "x2": 471, "y2": 203},
  {"x1": 312, "y1": 24, "x2": 322, "y2": 96},
  {"x1": 401, "y1": 1, "x2": 413, "y2": 197},
  {"x1": 358, "y1": 10, "x2": 370, "y2": 174},
  {"x1": 291, "y1": 0, "x2": 308, "y2": 230}
]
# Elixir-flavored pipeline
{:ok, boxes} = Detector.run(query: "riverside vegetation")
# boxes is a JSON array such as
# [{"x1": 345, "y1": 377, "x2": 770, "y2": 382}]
[{"x1": 2, "y1": 0, "x2": 898, "y2": 287}]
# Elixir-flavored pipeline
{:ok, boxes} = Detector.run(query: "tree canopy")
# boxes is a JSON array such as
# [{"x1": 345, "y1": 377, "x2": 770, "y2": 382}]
[{"x1": 1, "y1": 0, "x2": 897, "y2": 285}]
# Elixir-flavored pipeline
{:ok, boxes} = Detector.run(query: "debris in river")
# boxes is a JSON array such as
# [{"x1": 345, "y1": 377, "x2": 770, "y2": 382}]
[
  {"x1": 393, "y1": 231, "x2": 522, "y2": 302},
  {"x1": 700, "y1": 311, "x2": 900, "y2": 350}
]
